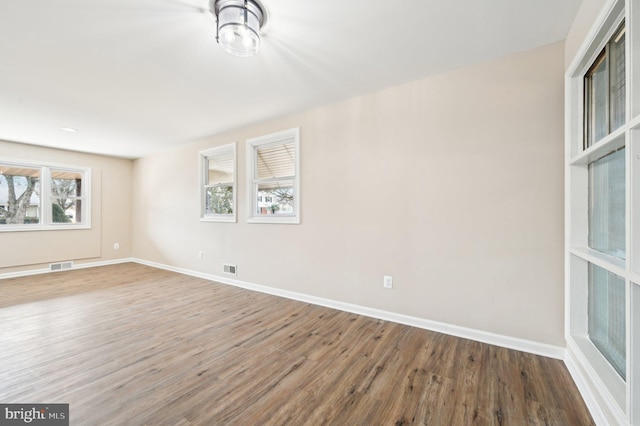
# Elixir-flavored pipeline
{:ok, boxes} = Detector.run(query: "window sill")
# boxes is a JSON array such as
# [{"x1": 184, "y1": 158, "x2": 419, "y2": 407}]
[
  {"x1": 200, "y1": 215, "x2": 236, "y2": 223},
  {"x1": 248, "y1": 215, "x2": 300, "y2": 224},
  {"x1": 568, "y1": 335, "x2": 626, "y2": 410},
  {"x1": 0, "y1": 224, "x2": 91, "y2": 232}
]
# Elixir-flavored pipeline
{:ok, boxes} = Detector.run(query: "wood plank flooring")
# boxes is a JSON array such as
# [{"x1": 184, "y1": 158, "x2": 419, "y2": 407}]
[{"x1": 0, "y1": 263, "x2": 593, "y2": 425}]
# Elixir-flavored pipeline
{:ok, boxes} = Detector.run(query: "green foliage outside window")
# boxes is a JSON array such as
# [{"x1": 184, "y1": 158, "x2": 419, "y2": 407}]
[{"x1": 207, "y1": 186, "x2": 233, "y2": 215}]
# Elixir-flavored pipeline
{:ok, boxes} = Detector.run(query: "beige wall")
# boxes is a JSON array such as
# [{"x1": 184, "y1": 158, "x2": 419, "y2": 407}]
[
  {"x1": 132, "y1": 41, "x2": 566, "y2": 346},
  {"x1": 0, "y1": 140, "x2": 133, "y2": 273},
  {"x1": 565, "y1": 0, "x2": 608, "y2": 69}
]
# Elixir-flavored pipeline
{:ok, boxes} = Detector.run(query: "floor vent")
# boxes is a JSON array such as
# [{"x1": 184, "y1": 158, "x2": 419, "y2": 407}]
[
  {"x1": 223, "y1": 264, "x2": 237, "y2": 276},
  {"x1": 50, "y1": 261, "x2": 73, "y2": 271}
]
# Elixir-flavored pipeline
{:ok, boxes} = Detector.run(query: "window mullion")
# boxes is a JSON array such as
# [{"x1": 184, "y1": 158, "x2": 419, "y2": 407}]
[
  {"x1": 41, "y1": 166, "x2": 51, "y2": 226},
  {"x1": 606, "y1": 42, "x2": 611, "y2": 135},
  {"x1": 253, "y1": 145, "x2": 259, "y2": 214},
  {"x1": 582, "y1": 78, "x2": 593, "y2": 150}
]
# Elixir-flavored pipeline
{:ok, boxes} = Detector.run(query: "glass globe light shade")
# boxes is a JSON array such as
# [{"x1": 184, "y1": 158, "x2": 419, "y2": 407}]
[{"x1": 214, "y1": 0, "x2": 265, "y2": 57}]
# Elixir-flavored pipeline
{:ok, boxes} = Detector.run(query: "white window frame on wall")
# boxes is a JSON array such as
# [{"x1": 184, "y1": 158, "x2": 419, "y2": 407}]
[
  {"x1": 200, "y1": 143, "x2": 237, "y2": 223},
  {"x1": 246, "y1": 127, "x2": 300, "y2": 224},
  {"x1": 565, "y1": 0, "x2": 639, "y2": 424},
  {"x1": 0, "y1": 159, "x2": 91, "y2": 232}
]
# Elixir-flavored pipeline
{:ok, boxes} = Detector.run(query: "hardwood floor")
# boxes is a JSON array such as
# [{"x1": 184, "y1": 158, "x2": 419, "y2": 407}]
[{"x1": 0, "y1": 263, "x2": 593, "y2": 425}]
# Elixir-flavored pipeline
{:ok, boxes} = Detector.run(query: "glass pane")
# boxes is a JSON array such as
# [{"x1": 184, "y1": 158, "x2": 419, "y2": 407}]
[
  {"x1": 609, "y1": 25, "x2": 625, "y2": 132},
  {"x1": 589, "y1": 148, "x2": 625, "y2": 259},
  {"x1": 51, "y1": 197, "x2": 81, "y2": 224},
  {"x1": 51, "y1": 169, "x2": 83, "y2": 223},
  {"x1": 588, "y1": 263, "x2": 626, "y2": 379},
  {"x1": 207, "y1": 150, "x2": 234, "y2": 185},
  {"x1": 585, "y1": 54, "x2": 608, "y2": 148},
  {"x1": 205, "y1": 186, "x2": 233, "y2": 215},
  {"x1": 51, "y1": 170, "x2": 82, "y2": 196},
  {"x1": 257, "y1": 180, "x2": 294, "y2": 215},
  {"x1": 0, "y1": 165, "x2": 41, "y2": 225},
  {"x1": 257, "y1": 141, "x2": 295, "y2": 180}
]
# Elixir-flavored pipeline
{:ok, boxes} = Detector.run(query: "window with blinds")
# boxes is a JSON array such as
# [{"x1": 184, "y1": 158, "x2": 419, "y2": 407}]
[
  {"x1": 588, "y1": 264, "x2": 626, "y2": 379},
  {"x1": 588, "y1": 147, "x2": 625, "y2": 259},
  {"x1": 584, "y1": 22, "x2": 625, "y2": 149},
  {"x1": 582, "y1": 20, "x2": 628, "y2": 386},
  {"x1": 247, "y1": 128, "x2": 300, "y2": 224}
]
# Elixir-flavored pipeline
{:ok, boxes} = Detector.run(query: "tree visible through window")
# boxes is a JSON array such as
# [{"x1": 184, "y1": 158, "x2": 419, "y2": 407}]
[
  {"x1": 0, "y1": 166, "x2": 40, "y2": 225},
  {"x1": 0, "y1": 162, "x2": 90, "y2": 230},
  {"x1": 201, "y1": 143, "x2": 236, "y2": 222},
  {"x1": 51, "y1": 169, "x2": 84, "y2": 223}
]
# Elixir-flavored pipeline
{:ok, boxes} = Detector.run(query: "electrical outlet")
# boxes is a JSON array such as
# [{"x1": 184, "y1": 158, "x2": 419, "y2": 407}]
[
  {"x1": 383, "y1": 275, "x2": 393, "y2": 289},
  {"x1": 113, "y1": 243, "x2": 120, "y2": 250},
  {"x1": 198, "y1": 251, "x2": 204, "y2": 260}
]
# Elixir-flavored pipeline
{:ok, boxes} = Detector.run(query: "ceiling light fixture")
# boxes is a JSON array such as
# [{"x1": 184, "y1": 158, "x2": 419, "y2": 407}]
[
  {"x1": 212, "y1": 0, "x2": 266, "y2": 57},
  {"x1": 59, "y1": 127, "x2": 78, "y2": 133}
]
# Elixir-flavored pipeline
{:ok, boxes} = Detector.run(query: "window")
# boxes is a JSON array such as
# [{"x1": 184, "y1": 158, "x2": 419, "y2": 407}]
[
  {"x1": 588, "y1": 264, "x2": 626, "y2": 379},
  {"x1": 247, "y1": 127, "x2": 300, "y2": 224},
  {"x1": 585, "y1": 147, "x2": 627, "y2": 384},
  {"x1": 588, "y1": 148, "x2": 625, "y2": 258},
  {"x1": 0, "y1": 161, "x2": 90, "y2": 231},
  {"x1": 584, "y1": 22, "x2": 625, "y2": 149},
  {"x1": 201, "y1": 143, "x2": 236, "y2": 223},
  {"x1": 0, "y1": 165, "x2": 41, "y2": 226},
  {"x1": 566, "y1": 4, "x2": 638, "y2": 422},
  {"x1": 582, "y1": 23, "x2": 628, "y2": 388},
  {"x1": 51, "y1": 169, "x2": 86, "y2": 224}
]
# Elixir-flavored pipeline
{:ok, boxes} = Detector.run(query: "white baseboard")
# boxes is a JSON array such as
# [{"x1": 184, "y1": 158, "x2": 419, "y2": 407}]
[
  {"x1": 0, "y1": 258, "x2": 134, "y2": 280},
  {"x1": 132, "y1": 258, "x2": 565, "y2": 360}
]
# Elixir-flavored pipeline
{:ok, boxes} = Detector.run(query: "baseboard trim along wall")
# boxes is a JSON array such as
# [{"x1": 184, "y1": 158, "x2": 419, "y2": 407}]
[
  {"x1": 0, "y1": 257, "x2": 566, "y2": 361},
  {"x1": 0, "y1": 257, "x2": 565, "y2": 360},
  {"x1": 0, "y1": 258, "x2": 132, "y2": 280},
  {"x1": 131, "y1": 258, "x2": 565, "y2": 360}
]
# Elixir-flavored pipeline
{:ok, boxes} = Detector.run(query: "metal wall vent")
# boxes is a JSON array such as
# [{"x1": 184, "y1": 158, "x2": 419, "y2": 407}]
[
  {"x1": 223, "y1": 264, "x2": 237, "y2": 276},
  {"x1": 50, "y1": 261, "x2": 73, "y2": 271}
]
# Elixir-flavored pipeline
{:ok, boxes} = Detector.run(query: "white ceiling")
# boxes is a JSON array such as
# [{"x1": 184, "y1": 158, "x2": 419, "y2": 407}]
[{"x1": 0, "y1": 0, "x2": 582, "y2": 159}]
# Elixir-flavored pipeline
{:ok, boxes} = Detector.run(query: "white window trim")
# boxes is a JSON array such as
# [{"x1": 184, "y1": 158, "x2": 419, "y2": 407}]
[
  {"x1": 200, "y1": 143, "x2": 237, "y2": 223},
  {"x1": 565, "y1": 1, "x2": 637, "y2": 424},
  {"x1": 246, "y1": 127, "x2": 300, "y2": 224},
  {"x1": 0, "y1": 159, "x2": 91, "y2": 232}
]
